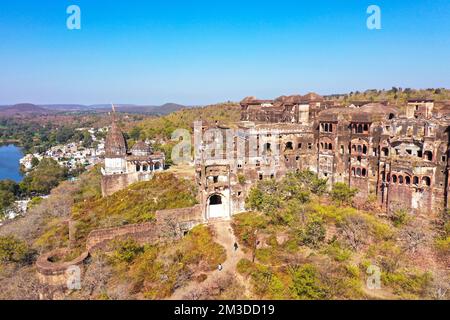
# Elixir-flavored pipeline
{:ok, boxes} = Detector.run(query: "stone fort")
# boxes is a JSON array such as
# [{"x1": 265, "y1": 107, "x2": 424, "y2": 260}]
[{"x1": 195, "y1": 93, "x2": 450, "y2": 220}]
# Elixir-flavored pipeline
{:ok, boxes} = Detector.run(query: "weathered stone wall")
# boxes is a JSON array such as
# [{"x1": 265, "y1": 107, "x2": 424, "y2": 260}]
[
  {"x1": 87, "y1": 204, "x2": 203, "y2": 250},
  {"x1": 36, "y1": 249, "x2": 89, "y2": 288},
  {"x1": 101, "y1": 171, "x2": 154, "y2": 197},
  {"x1": 86, "y1": 222, "x2": 158, "y2": 251},
  {"x1": 36, "y1": 205, "x2": 203, "y2": 290}
]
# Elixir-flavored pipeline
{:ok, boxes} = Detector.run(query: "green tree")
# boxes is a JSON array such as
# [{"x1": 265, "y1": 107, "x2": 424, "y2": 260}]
[
  {"x1": 20, "y1": 158, "x2": 68, "y2": 195},
  {"x1": 297, "y1": 170, "x2": 328, "y2": 197},
  {"x1": 298, "y1": 217, "x2": 326, "y2": 249},
  {"x1": 0, "y1": 190, "x2": 15, "y2": 217},
  {"x1": 331, "y1": 182, "x2": 358, "y2": 206},
  {"x1": 81, "y1": 131, "x2": 93, "y2": 148},
  {"x1": 129, "y1": 126, "x2": 142, "y2": 141},
  {"x1": 31, "y1": 156, "x2": 40, "y2": 168}
]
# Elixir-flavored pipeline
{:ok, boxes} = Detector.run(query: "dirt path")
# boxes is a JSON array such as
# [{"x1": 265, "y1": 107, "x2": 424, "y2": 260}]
[{"x1": 169, "y1": 219, "x2": 251, "y2": 300}]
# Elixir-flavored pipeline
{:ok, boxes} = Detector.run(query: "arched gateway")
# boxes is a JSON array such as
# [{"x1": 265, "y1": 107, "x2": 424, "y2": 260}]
[{"x1": 206, "y1": 193, "x2": 229, "y2": 219}]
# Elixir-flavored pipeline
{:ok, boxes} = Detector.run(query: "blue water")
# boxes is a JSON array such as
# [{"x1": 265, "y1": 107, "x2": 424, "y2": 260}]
[{"x1": 0, "y1": 144, "x2": 24, "y2": 182}]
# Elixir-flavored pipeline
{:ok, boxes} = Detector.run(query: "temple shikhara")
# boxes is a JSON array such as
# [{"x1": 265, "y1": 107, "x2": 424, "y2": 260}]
[{"x1": 195, "y1": 93, "x2": 450, "y2": 220}]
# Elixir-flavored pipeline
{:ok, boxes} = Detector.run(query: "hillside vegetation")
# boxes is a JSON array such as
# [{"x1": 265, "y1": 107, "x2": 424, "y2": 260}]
[
  {"x1": 329, "y1": 87, "x2": 450, "y2": 107},
  {"x1": 129, "y1": 102, "x2": 240, "y2": 141},
  {"x1": 233, "y1": 171, "x2": 449, "y2": 300}
]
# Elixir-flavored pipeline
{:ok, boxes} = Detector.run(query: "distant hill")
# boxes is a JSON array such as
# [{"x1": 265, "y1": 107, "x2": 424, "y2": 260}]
[
  {"x1": 0, "y1": 102, "x2": 191, "y2": 116},
  {"x1": 0, "y1": 103, "x2": 54, "y2": 116},
  {"x1": 91, "y1": 103, "x2": 190, "y2": 115}
]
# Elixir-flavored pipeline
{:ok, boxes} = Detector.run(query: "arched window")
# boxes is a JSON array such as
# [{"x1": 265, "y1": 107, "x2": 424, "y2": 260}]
[
  {"x1": 154, "y1": 162, "x2": 161, "y2": 170},
  {"x1": 382, "y1": 147, "x2": 389, "y2": 157},
  {"x1": 136, "y1": 164, "x2": 141, "y2": 172},
  {"x1": 285, "y1": 142, "x2": 293, "y2": 150},
  {"x1": 424, "y1": 151, "x2": 433, "y2": 161},
  {"x1": 328, "y1": 143, "x2": 332, "y2": 150},
  {"x1": 357, "y1": 145, "x2": 362, "y2": 153},
  {"x1": 209, "y1": 194, "x2": 222, "y2": 205},
  {"x1": 356, "y1": 168, "x2": 361, "y2": 177},
  {"x1": 352, "y1": 167, "x2": 356, "y2": 176},
  {"x1": 423, "y1": 176, "x2": 431, "y2": 187},
  {"x1": 405, "y1": 176, "x2": 411, "y2": 185},
  {"x1": 413, "y1": 176, "x2": 419, "y2": 185},
  {"x1": 363, "y1": 145, "x2": 367, "y2": 154},
  {"x1": 392, "y1": 175, "x2": 397, "y2": 183},
  {"x1": 321, "y1": 142, "x2": 324, "y2": 150},
  {"x1": 352, "y1": 145, "x2": 356, "y2": 152},
  {"x1": 357, "y1": 124, "x2": 363, "y2": 133},
  {"x1": 363, "y1": 124, "x2": 369, "y2": 132},
  {"x1": 324, "y1": 123, "x2": 329, "y2": 132},
  {"x1": 387, "y1": 174, "x2": 391, "y2": 182},
  {"x1": 143, "y1": 165, "x2": 148, "y2": 172},
  {"x1": 399, "y1": 176, "x2": 404, "y2": 184},
  {"x1": 362, "y1": 168, "x2": 367, "y2": 177},
  {"x1": 389, "y1": 113, "x2": 395, "y2": 120},
  {"x1": 264, "y1": 143, "x2": 272, "y2": 154},
  {"x1": 329, "y1": 124, "x2": 333, "y2": 132}
]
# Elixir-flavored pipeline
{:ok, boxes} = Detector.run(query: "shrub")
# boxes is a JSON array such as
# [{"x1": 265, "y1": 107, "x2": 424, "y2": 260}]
[
  {"x1": 383, "y1": 270, "x2": 433, "y2": 298},
  {"x1": 435, "y1": 236, "x2": 450, "y2": 253},
  {"x1": 237, "y1": 258, "x2": 254, "y2": 275},
  {"x1": 323, "y1": 241, "x2": 352, "y2": 262},
  {"x1": 110, "y1": 239, "x2": 144, "y2": 264},
  {"x1": 289, "y1": 264, "x2": 328, "y2": 300},
  {"x1": 298, "y1": 217, "x2": 326, "y2": 249},
  {"x1": 0, "y1": 236, "x2": 33, "y2": 264},
  {"x1": 390, "y1": 208, "x2": 409, "y2": 227},
  {"x1": 237, "y1": 174, "x2": 246, "y2": 185}
]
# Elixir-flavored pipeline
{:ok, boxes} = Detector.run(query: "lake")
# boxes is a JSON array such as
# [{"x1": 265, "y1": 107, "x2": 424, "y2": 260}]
[{"x1": 0, "y1": 144, "x2": 24, "y2": 182}]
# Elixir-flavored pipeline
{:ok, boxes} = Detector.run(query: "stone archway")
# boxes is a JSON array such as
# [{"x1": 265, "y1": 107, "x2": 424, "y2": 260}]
[{"x1": 207, "y1": 193, "x2": 228, "y2": 219}]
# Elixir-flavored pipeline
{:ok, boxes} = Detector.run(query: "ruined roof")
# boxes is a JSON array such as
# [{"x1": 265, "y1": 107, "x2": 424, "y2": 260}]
[
  {"x1": 105, "y1": 121, "x2": 127, "y2": 157},
  {"x1": 241, "y1": 96, "x2": 257, "y2": 103},
  {"x1": 359, "y1": 103, "x2": 398, "y2": 115},
  {"x1": 318, "y1": 104, "x2": 399, "y2": 122},
  {"x1": 303, "y1": 92, "x2": 324, "y2": 102},
  {"x1": 284, "y1": 95, "x2": 304, "y2": 104}
]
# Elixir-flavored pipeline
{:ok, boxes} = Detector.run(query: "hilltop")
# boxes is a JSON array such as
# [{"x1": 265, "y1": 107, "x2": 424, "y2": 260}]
[{"x1": 0, "y1": 104, "x2": 53, "y2": 117}]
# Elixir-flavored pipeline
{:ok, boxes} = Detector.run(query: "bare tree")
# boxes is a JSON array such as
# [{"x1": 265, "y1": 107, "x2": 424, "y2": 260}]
[{"x1": 337, "y1": 215, "x2": 368, "y2": 250}]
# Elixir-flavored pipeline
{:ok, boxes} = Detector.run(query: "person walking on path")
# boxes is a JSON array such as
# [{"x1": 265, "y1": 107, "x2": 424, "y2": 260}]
[{"x1": 234, "y1": 242, "x2": 238, "y2": 252}]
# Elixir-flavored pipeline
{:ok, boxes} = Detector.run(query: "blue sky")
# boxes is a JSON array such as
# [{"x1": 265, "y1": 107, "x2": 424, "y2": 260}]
[{"x1": 0, "y1": 0, "x2": 449, "y2": 105}]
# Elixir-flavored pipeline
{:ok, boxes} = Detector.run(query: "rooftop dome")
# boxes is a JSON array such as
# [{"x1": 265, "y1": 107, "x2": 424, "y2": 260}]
[
  {"x1": 105, "y1": 121, "x2": 127, "y2": 158},
  {"x1": 130, "y1": 141, "x2": 152, "y2": 156}
]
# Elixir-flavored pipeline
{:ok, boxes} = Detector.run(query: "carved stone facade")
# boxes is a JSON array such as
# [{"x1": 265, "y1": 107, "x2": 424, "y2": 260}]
[{"x1": 196, "y1": 93, "x2": 450, "y2": 218}]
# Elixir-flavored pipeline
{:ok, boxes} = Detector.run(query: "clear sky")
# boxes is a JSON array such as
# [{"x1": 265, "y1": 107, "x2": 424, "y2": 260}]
[{"x1": 0, "y1": 0, "x2": 449, "y2": 105}]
